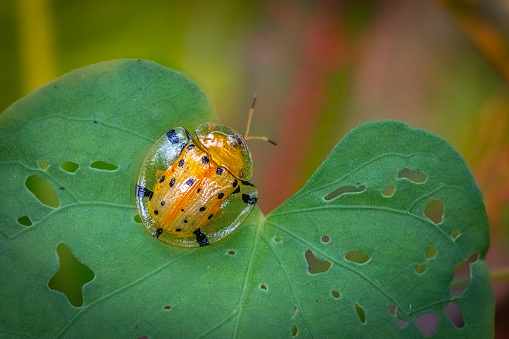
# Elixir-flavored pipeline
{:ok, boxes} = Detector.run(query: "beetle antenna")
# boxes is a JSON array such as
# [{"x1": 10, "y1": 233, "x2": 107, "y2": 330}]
[{"x1": 244, "y1": 95, "x2": 277, "y2": 145}]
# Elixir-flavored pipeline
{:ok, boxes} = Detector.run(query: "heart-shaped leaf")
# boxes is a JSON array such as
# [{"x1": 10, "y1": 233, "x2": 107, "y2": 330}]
[{"x1": 0, "y1": 60, "x2": 493, "y2": 338}]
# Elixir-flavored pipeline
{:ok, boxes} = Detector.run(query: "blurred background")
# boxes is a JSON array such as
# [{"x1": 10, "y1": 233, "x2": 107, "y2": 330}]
[{"x1": 1, "y1": 0, "x2": 508, "y2": 335}]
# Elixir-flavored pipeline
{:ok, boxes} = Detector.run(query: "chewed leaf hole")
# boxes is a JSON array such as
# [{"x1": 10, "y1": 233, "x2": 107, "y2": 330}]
[
  {"x1": 450, "y1": 253, "x2": 477, "y2": 297},
  {"x1": 331, "y1": 290, "x2": 340, "y2": 299},
  {"x1": 228, "y1": 250, "x2": 235, "y2": 255},
  {"x1": 397, "y1": 168, "x2": 427, "y2": 183},
  {"x1": 451, "y1": 229, "x2": 460, "y2": 240},
  {"x1": 382, "y1": 185, "x2": 395, "y2": 197},
  {"x1": 274, "y1": 237, "x2": 282, "y2": 243},
  {"x1": 305, "y1": 250, "x2": 331, "y2": 274},
  {"x1": 134, "y1": 214, "x2": 142, "y2": 223},
  {"x1": 445, "y1": 301, "x2": 465, "y2": 328},
  {"x1": 389, "y1": 305, "x2": 396, "y2": 315},
  {"x1": 424, "y1": 199, "x2": 444, "y2": 224},
  {"x1": 290, "y1": 306, "x2": 298, "y2": 318},
  {"x1": 415, "y1": 312, "x2": 438, "y2": 337},
  {"x1": 17, "y1": 215, "x2": 32, "y2": 226},
  {"x1": 397, "y1": 318, "x2": 408, "y2": 328},
  {"x1": 425, "y1": 246, "x2": 437, "y2": 259},
  {"x1": 61, "y1": 161, "x2": 79, "y2": 173},
  {"x1": 355, "y1": 304, "x2": 366, "y2": 323},
  {"x1": 90, "y1": 161, "x2": 118, "y2": 171},
  {"x1": 38, "y1": 160, "x2": 49, "y2": 169},
  {"x1": 345, "y1": 250, "x2": 370, "y2": 264},
  {"x1": 415, "y1": 263, "x2": 426, "y2": 274},
  {"x1": 48, "y1": 243, "x2": 95, "y2": 307},
  {"x1": 25, "y1": 175, "x2": 60, "y2": 208},
  {"x1": 163, "y1": 305, "x2": 171, "y2": 310},
  {"x1": 291, "y1": 325, "x2": 298, "y2": 336},
  {"x1": 260, "y1": 284, "x2": 267, "y2": 291},
  {"x1": 321, "y1": 235, "x2": 330, "y2": 243},
  {"x1": 324, "y1": 183, "x2": 366, "y2": 200}
]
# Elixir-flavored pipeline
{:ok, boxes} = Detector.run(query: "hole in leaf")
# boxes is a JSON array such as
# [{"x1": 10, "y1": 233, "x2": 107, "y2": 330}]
[
  {"x1": 355, "y1": 303, "x2": 366, "y2": 323},
  {"x1": 382, "y1": 185, "x2": 395, "y2": 197},
  {"x1": 331, "y1": 290, "x2": 340, "y2": 299},
  {"x1": 260, "y1": 284, "x2": 267, "y2": 291},
  {"x1": 48, "y1": 243, "x2": 95, "y2": 307},
  {"x1": 397, "y1": 168, "x2": 427, "y2": 183},
  {"x1": 450, "y1": 262, "x2": 470, "y2": 297},
  {"x1": 25, "y1": 175, "x2": 60, "y2": 208},
  {"x1": 322, "y1": 235, "x2": 330, "y2": 243},
  {"x1": 450, "y1": 253, "x2": 478, "y2": 297},
  {"x1": 305, "y1": 250, "x2": 331, "y2": 274},
  {"x1": 425, "y1": 246, "x2": 437, "y2": 259},
  {"x1": 397, "y1": 318, "x2": 408, "y2": 328},
  {"x1": 445, "y1": 301, "x2": 465, "y2": 328},
  {"x1": 345, "y1": 250, "x2": 370, "y2": 264},
  {"x1": 415, "y1": 263, "x2": 426, "y2": 274},
  {"x1": 389, "y1": 305, "x2": 396, "y2": 315},
  {"x1": 274, "y1": 237, "x2": 282, "y2": 243},
  {"x1": 163, "y1": 305, "x2": 171, "y2": 310},
  {"x1": 228, "y1": 250, "x2": 235, "y2": 255},
  {"x1": 134, "y1": 214, "x2": 142, "y2": 223},
  {"x1": 424, "y1": 199, "x2": 444, "y2": 224},
  {"x1": 290, "y1": 306, "x2": 298, "y2": 318},
  {"x1": 415, "y1": 312, "x2": 438, "y2": 337},
  {"x1": 38, "y1": 160, "x2": 49, "y2": 169},
  {"x1": 324, "y1": 183, "x2": 366, "y2": 200},
  {"x1": 90, "y1": 161, "x2": 118, "y2": 171},
  {"x1": 61, "y1": 161, "x2": 79, "y2": 173},
  {"x1": 467, "y1": 252, "x2": 479, "y2": 263},
  {"x1": 451, "y1": 229, "x2": 460, "y2": 240},
  {"x1": 291, "y1": 325, "x2": 298, "y2": 336},
  {"x1": 17, "y1": 216, "x2": 32, "y2": 226}
]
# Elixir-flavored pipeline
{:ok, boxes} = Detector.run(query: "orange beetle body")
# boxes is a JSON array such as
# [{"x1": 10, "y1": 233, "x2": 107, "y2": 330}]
[{"x1": 136, "y1": 123, "x2": 258, "y2": 247}]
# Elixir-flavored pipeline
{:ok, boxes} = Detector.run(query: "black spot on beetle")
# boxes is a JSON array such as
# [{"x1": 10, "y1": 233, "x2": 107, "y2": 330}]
[
  {"x1": 181, "y1": 208, "x2": 184, "y2": 211},
  {"x1": 233, "y1": 186, "x2": 241, "y2": 194},
  {"x1": 184, "y1": 220, "x2": 188, "y2": 223},
  {"x1": 161, "y1": 201, "x2": 165, "y2": 206},
  {"x1": 216, "y1": 168, "x2": 224, "y2": 175},
  {"x1": 233, "y1": 179, "x2": 238, "y2": 188},
  {"x1": 154, "y1": 210, "x2": 159, "y2": 215},
  {"x1": 176, "y1": 228, "x2": 181, "y2": 232},
  {"x1": 218, "y1": 193, "x2": 224, "y2": 199},
  {"x1": 202, "y1": 156, "x2": 209, "y2": 164},
  {"x1": 208, "y1": 214, "x2": 213, "y2": 219},
  {"x1": 199, "y1": 207, "x2": 206, "y2": 212},
  {"x1": 186, "y1": 178, "x2": 194, "y2": 186},
  {"x1": 136, "y1": 185, "x2": 153, "y2": 199},
  {"x1": 152, "y1": 228, "x2": 163, "y2": 238},
  {"x1": 178, "y1": 159, "x2": 184, "y2": 167},
  {"x1": 159, "y1": 175, "x2": 165, "y2": 183},
  {"x1": 242, "y1": 194, "x2": 258, "y2": 205},
  {"x1": 193, "y1": 228, "x2": 209, "y2": 247},
  {"x1": 196, "y1": 188, "x2": 201, "y2": 193},
  {"x1": 180, "y1": 142, "x2": 187, "y2": 152},
  {"x1": 187, "y1": 144, "x2": 195, "y2": 151},
  {"x1": 167, "y1": 129, "x2": 179, "y2": 144},
  {"x1": 170, "y1": 178, "x2": 175, "y2": 187}
]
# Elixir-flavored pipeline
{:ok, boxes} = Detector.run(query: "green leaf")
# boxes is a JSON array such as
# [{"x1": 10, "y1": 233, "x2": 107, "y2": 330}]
[{"x1": 0, "y1": 60, "x2": 493, "y2": 338}]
